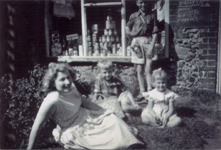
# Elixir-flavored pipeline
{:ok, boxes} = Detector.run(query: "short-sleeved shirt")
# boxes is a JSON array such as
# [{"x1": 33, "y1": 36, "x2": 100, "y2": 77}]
[
  {"x1": 127, "y1": 10, "x2": 159, "y2": 38},
  {"x1": 94, "y1": 75, "x2": 126, "y2": 98}
]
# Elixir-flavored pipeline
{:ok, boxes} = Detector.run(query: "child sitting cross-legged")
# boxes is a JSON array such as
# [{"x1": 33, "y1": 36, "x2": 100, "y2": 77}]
[
  {"x1": 93, "y1": 60, "x2": 141, "y2": 119},
  {"x1": 141, "y1": 68, "x2": 181, "y2": 127}
]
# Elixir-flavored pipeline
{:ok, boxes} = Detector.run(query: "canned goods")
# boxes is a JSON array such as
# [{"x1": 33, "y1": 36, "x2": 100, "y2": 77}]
[
  {"x1": 92, "y1": 34, "x2": 98, "y2": 42},
  {"x1": 111, "y1": 36, "x2": 115, "y2": 42},
  {"x1": 99, "y1": 37, "x2": 102, "y2": 43},
  {"x1": 68, "y1": 48, "x2": 73, "y2": 56},
  {"x1": 102, "y1": 36, "x2": 106, "y2": 42},
  {"x1": 92, "y1": 24, "x2": 98, "y2": 33},
  {"x1": 116, "y1": 36, "x2": 120, "y2": 42},
  {"x1": 108, "y1": 29, "x2": 112, "y2": 35},
  {"x1": 104, "y1": 29, "x2": 108, "y2": 35},
  {"x1": 106, "y1": 20, "x2": 111, "y2": 29},
  {"x1": 113, "y1": 29, "x2": 117, "y2": 35},
  {"x1": 106, "y1": 36, "x2": 110, "y2": 42},
  {"x1": 93, "y1": 42, "x2": 99, "y2": 50},
  {"x1": 73, "y1": 50, "x2": 78, "y2": 56},
  {"x1": 88, "y1": 41, "x2": 92, "y2": 46},
  {"x1": 87, "y1": 36, "x2": 91, "y2": 41},
  {"x1": 112, "y1": 44, "x2": 116, "y2": 54}
]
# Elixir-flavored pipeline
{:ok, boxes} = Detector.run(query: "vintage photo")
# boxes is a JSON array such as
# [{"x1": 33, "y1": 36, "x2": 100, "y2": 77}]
[{"x1": 0, "y1": 0, "x2": 221, "y2": 149}]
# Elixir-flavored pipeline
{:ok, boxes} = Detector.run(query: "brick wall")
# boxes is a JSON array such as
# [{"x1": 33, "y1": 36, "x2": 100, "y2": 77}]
[{"x1": 169, "y1": 0, "x2": 219, "y2": 91}]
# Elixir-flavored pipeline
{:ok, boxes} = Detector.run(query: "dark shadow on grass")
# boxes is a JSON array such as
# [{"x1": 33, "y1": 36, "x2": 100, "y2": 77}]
[
  {"x1": 35, "y1": 120, "x2": 62, "y2": 149},
  {"x1": 176, "y1": 107, "x2": 197, "y2": 118}
]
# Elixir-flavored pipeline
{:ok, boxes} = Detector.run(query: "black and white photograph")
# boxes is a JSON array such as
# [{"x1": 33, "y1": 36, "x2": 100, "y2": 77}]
[{"x1": 0, "y1": 0, "x2": 221, "y2": 149}]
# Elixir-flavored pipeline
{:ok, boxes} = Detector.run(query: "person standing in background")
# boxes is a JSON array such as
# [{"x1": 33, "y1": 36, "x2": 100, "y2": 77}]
[{"x1": 126, "y1": 0, "x2": 159, "y2": 99}]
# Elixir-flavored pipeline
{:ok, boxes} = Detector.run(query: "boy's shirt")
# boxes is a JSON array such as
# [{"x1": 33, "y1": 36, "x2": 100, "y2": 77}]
[
  {"x1": 94, "y1": 75, "x2": 126, "y2": 98},
  {"x1": 127, "y1": 10, "x2": 159, "y2": 38}
]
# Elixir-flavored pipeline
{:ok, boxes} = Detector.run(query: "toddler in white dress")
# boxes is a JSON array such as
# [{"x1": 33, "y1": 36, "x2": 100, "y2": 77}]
[{"x1": 141, "y1": 68, "x2": 181, "y2": 127}]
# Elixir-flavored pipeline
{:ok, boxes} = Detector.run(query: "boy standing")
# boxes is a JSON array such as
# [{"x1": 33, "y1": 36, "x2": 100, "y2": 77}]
[{"x1": 126, "y1": 0, "x2": 159, "y2": 97}]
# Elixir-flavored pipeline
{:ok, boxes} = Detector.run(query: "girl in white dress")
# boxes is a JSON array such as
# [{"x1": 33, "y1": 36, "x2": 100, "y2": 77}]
[
  {"x1": 141, "y1": 68, "x2": 181, "y2": 127},
  {"x1": 27, "y1": 63, "x2": 143, "y2": 149}
]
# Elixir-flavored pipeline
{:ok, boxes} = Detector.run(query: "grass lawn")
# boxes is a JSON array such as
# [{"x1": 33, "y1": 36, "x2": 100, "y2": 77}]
[
  {"x1": 32, "y1": 89, "x2": 221, "y2": 150},
  {"x1": 125, "y1": 90, "x2": 221, "y2": 150},
  {"x1": 3, "y1": 90, "x2": 221, "y2": 150},
  {"x1": 1, "y1": 65, "x2": 220, "y2": 149}
]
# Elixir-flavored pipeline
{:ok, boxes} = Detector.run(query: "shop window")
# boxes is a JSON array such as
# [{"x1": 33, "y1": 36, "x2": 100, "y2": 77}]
[{"x1": 45, "y1": 0, "x2": 169, "y2": 62}]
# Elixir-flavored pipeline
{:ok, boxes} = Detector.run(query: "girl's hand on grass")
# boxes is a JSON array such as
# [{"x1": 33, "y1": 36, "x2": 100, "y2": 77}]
[
  {"x1": 161, "y1": 115, "x2": 169, "y2": 127},
  {"x1": 154, "y1": 117, "x2": 163, "y2": 127}
]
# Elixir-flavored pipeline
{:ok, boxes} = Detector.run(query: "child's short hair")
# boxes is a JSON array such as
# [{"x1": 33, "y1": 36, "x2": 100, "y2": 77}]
[
  {"x1": 97, "y1": 59, "x2": 113, "y2": 70},
  {"x1": 152, "y1": 68, "x2": 167, "y2": 83}
]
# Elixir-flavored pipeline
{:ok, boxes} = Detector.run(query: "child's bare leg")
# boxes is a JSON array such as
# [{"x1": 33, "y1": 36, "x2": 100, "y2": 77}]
[
  {"x1": 166, "y1": 115, "x2": 182, "y2": 127},
  {"x1": 145, "y1": 59, "x2": 153, "y2": 91},
  {"x1": 141, "y1": 109, "x2": 154, "y2": 125},
  {"x1": 136, "y1": 64, "x2": 145, "y2": 93},
  {"x1": 120, "y1": 93, "x2": 141, "y2": 113},
  {"x1": 125, "y1": 91, "x2": 141, "y2": 106}
]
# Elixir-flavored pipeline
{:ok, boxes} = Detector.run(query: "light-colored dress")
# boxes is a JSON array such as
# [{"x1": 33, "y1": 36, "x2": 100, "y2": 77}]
[
  {"x1": 48, "y1": 84, "x2": 141, "y2": 149},
  {"x1": 142, "y1": 89, "x2": 180, "y2": 126}
]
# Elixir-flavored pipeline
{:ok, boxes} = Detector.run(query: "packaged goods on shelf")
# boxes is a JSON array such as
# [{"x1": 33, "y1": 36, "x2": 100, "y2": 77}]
[
  {"x1": 51, "y1": 31, "x2": 62, "y2": 56},
  {"x1": 64, "y1": 33, "x2": 80, "y2": 56},
  {"x1": 86, "y1": 12, "x2": 122, "y2": 57}
]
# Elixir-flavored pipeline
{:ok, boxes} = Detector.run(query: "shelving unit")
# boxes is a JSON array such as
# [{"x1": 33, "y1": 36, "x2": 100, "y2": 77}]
[
  {"x1": 57, "y1": 0, "x2": 128, "y2": 63},
  {"x1": 47, "y1": 0, "x2": 170, "y2": 63},
  {"x1": 58, "y1": 56, "x2": 131, "y2": 63},
  {"x1": 81, "y1": 0, "x2": 126, "y2": 57}
]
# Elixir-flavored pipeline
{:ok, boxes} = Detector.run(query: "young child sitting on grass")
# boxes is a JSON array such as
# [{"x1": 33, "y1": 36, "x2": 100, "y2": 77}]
[
  {"x1": 93, "y1": 60, "x2": 141, "y2": 118},
  {"x1": 141, "y1": 68, "x2": 181, "y2": 127}
]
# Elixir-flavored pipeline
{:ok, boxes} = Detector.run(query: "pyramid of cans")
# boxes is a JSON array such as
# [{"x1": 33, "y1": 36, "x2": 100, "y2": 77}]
[{"x1": 87, "y1": 15, "x2": 122, "y2": 56}]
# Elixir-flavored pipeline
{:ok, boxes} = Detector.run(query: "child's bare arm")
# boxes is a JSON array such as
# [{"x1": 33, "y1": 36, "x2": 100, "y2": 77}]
[
  {"x1": 123, "y1": 91, "x2": 141, "y2": 110},
  {"x1": 164, "y1": 100, "x2": 174, "y2": 119},
  {"x1": 146, "y1": 100, "x2": 158, "y2": 118},
  {"x1": 163, "y1": 94, "x2": 178, "y2": 119},
  {"x1": 161, "y1": 100, "x2": 174, "y2": 126},
  {"x1": 27, "y1": 96, "x2": 56, "y2": 149},
  {"x1": 142, "y1": 100, "x2": 161, "y2": 126},
  {"x1": 123, "y1": 91, "x2": 136, "y2": 104}
]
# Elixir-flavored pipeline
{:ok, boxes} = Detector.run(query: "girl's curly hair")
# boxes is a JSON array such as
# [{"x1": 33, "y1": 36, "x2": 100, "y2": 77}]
[{"x1": 42, "y1": 62, "x2": 76, "y2": 94}]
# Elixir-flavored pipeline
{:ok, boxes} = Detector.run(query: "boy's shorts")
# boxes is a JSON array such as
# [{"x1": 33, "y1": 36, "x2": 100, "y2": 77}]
[{"x1": 131, "y1": 37, "x2": 158, "y2": 64}]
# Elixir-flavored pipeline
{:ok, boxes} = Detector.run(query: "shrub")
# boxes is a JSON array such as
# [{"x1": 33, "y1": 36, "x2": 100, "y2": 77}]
[{"x1": 0, "y1": 64, "x2": 51, "y2": 149}]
